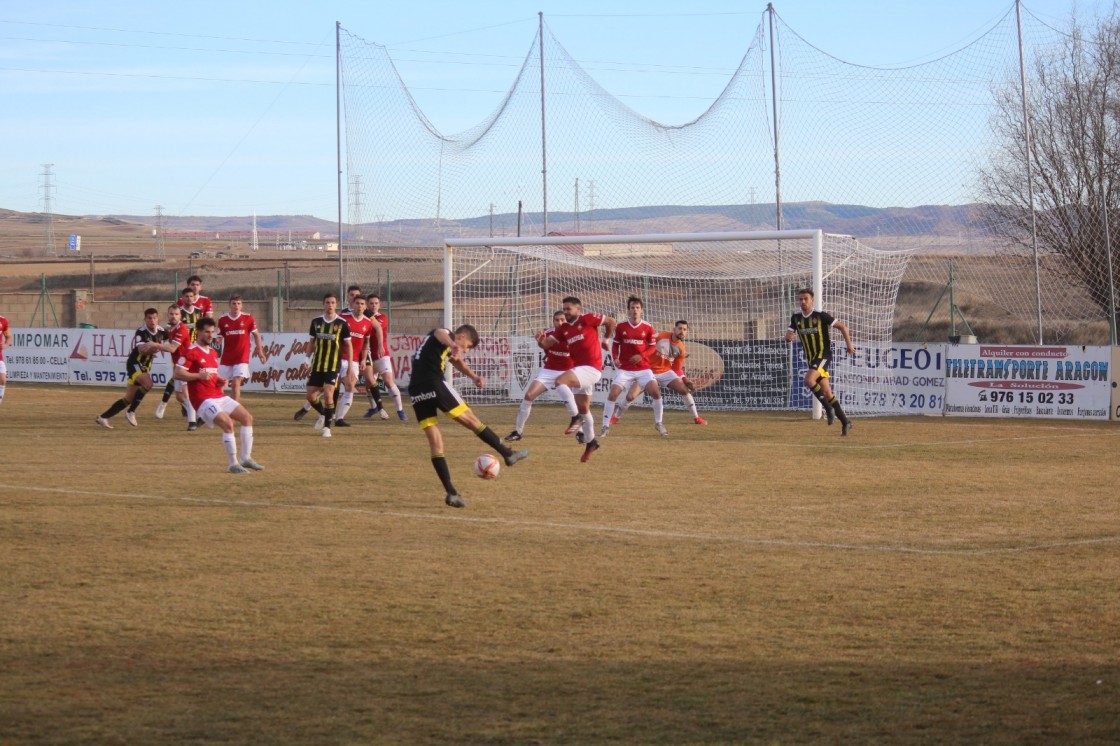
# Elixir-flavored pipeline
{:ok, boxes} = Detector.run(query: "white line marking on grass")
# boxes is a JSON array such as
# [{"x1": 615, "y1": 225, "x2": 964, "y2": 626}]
[{"x1": 4, "y1": 481, "x2": 1118, "y2": 557}]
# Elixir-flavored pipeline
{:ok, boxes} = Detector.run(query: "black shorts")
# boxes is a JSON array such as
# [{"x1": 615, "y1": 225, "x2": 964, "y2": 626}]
[
  {"x1": 125, "y1": 360, "x2": 151, "y2": 385},
  {"x1": 409, "y1": 379, "x2": 469, "y2": 428},
  {"x1": 807, "y1": 356, "x2": 833, "y2": 378},
  {"x1": 308, "y1": 370, "x2": 339, "y2": 388}
]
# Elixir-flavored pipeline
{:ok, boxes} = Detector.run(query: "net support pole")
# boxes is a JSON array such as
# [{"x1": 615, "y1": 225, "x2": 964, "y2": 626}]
[
  {"x1": 1015, "y1": 0, "x2": 1044, "y2": 344},
  {"x1": 443, "y1": 242, "x2": 454, "y2": 383},
  {"x1": 539, "y1": 12, "x2": 549, "y2": 236},
  {"x1": 335, "y1": 21, "x2": 345, "y2": 299},
  {"x1": 811, "y1": 229, "x2": 824, "y2": 420}
]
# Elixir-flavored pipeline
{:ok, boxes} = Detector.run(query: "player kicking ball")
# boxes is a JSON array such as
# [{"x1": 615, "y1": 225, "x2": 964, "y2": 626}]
[{"x1": 408, "y1": 324, "x2": 528, "y2": 508}]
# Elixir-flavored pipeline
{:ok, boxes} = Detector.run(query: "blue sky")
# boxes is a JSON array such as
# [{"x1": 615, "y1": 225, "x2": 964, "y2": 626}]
[{"x1": 0, "y1": 1, "x2": 1097, "y2": 221}]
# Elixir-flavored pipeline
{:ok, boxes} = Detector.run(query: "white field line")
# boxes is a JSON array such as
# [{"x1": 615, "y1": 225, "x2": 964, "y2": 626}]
[{"x1": 2, "y1": 482, "x2": 1117, "y2": 557}]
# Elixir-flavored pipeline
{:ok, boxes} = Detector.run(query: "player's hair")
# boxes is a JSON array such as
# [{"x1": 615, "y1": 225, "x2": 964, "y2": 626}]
[
  {"x1": 627, "y1": 295, "x2": 643, "y2": 308},
  {"x1": 229, "y1": 294, "x2": 242, "y2": 302},
  {"x1": 453, "y1": 324, "x2": 480, "y2": 347},
  {"x1": 196, "y1": 317, "x2": 217, "y2": 331},
  {"x1": 552, "y1": 310, "x2": 565, "y2": 320},
  {"x1": 561, "y1": 295, "x2": 582, "y2": 307},
  {"x1": 797, "y1": 288, "x2": 815, "y2": 298},
  {"x1": 347, "y1": 284, "x2": 362, "y2": 295},
  {"x1": 180, "y1": 287, "x2": 195, "y2": 298},
  {"x1": 187, "y1": 275, "x2": 202, "y2": 285},
  {"x1": 323, "y1": 293, "x2": 338, "y2": 302},
  {"x1": 366, "y1": 293, "x2": 380, "y2": 302},
  {"x1": 144, "y1": 307, "x2": 158, "y2": 317},
  {"x1": 675, "y1": 319, "x2": 688, "y2": 327},
  {"x1": 167, "y1": 304, "x2": 179, "y2": 314}
]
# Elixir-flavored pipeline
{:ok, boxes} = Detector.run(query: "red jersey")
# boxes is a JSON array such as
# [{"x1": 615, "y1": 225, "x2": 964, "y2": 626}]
[
  {"x1": 367, "y1": 312, "x2": 389, "y2": 358},
  {"x1": 176, "y1": 343, "x2": 224, "y2": 411},
  {"x1": 178, "y1": 295, "x2": 213, "y2": 316},
  {"x1": 0, "y1": 315, "x2": 8, "y2": 361},
  {"x1": 541, "y1": 326, "x2": 573, "y2": 371},
  {"x1": 550, "y1": 313, "x2": 605, "y2": 370},
  {"x1": 343, "y1": 314, "x2": 374, "y2": 362},
  {"x1": 165, "y1": 323, "x2": 192, "y2": 360},
  {"x1": 217, "y1": 313, "x2": 258, "y2": 365},
  {"x1": 613, "y1": 319, "x2": 656, "y2": 371}
]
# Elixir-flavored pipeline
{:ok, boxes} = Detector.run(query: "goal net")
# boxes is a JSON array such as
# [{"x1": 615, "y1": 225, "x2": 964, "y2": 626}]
[{"x1": 444, "y1": 230, "x2": 912, "y2": 415}]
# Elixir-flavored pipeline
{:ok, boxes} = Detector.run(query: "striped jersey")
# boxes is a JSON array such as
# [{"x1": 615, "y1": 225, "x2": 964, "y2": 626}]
[
  {"x1": 308, "y1": 314, "x2": 351, "y2": 373},
  {"x1": 789, "y1": 310, "x2": 836, "y2": 362}
]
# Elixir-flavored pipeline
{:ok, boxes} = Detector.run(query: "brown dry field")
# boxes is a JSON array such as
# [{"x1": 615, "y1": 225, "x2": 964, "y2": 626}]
[{"x1": 1, "y1": 385, "x2": 1118, "y2": 744}]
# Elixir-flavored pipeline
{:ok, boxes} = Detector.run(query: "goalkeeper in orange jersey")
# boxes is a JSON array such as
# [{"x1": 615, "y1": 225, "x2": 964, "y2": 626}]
[
  {"x1": 785, "y1": 287, "x2": 854, "y2": 435},
  {"x1": 610, "y1": 320, "x2": 707, "y2": 427}
]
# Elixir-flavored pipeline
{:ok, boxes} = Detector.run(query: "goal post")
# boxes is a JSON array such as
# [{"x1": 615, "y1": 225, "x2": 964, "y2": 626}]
[{"x1": 443, "y1": 230, "x2": 912, "y2": 416}]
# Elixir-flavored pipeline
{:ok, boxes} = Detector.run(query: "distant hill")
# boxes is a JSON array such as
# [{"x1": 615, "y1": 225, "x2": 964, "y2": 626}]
[{"x1": 4, "y1": 202, "x2": 991, "y2": 244}]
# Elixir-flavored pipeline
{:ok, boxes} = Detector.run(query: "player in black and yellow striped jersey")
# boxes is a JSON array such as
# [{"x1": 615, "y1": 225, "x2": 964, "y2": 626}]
[
  {"x1": 300, "y1": 294, "x2": 352, "y2": 438},
  {"x1": 95, "y1": 308, "x2": 176, "y2": 428},
  {"x1": 786, "y1": 288, "x2": 856, "y2": 435},
  {"x1": 408, "y1": 325, "x2": 528, "y2": 508}
]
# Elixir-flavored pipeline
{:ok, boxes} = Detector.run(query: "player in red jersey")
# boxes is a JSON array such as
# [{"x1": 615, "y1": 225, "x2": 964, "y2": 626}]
[
  {"x1": 613, "y1": 320, "x2": 707, "y2": 428},
  {"x1": 178, "y1": 275, "x2": 214, "y2": 318},
  {"x1": 174, "y1": 317, "x2": 263, "y2": 474},
  {"x1": 366, "y1": 294, "x2": 407, "y2": 421},
  {"x1": 216, "y1": 295, "x2": 266, "y2": 401},
  {"x1": 600, "y1": 296, "x2": 665, "y2": 438},
  {"x1": 504, "y1": 310, "x2": 580, "y2": 442},
  {"x1": 154, "y1": 305, "x2": 195, "y2": 424},
  {"x1": 0, "y1": 310, "x2": 10, "y2": 408},
  {"x1": 540, "y1": 295, "x2": 616, "y2": 462},
  {"x1": 334, "y1": 294, "x2": 374, "y2": 426}
]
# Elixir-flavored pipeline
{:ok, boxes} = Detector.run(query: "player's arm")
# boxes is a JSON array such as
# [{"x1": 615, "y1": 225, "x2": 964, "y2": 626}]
[
  {"x1": 538, "y1": 329, "x2": 559, "y2": 350},
  {"x1": 0, "y1": 326, "x2": 10, "y2": 350},
  {"x1": 449, "y1": 353, "x2": 485, "y2": 388},
  {"x1": 371, "y1": 321, "x2": 385, "y2": 358},
  {"x1": 833, "y1": 320, "x2": 856, "y2": 355},
  {"x1": 600, "y1": 316, "x2": 617, "y2": 348},
  {"x1": 252, "y1": 327, "x2": 266, "y2": 363}
]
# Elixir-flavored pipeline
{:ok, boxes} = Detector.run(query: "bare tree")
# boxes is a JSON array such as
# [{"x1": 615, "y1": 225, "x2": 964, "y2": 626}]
[{"x1": 978, "y1": 8, "x2": 1120, "y2": 336}]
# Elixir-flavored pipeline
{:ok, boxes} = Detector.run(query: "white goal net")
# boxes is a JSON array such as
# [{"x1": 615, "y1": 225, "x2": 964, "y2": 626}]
[{"x1": 444, "y1": 230, "x2": 912, "y2": 415}]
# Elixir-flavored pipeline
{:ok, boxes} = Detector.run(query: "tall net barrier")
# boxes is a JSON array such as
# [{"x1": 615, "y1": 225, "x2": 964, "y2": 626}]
[
  {"x1": 338, "y1": 6, "x2": 1117, "y2": 344},
  {"x1": 446, "y1": 231, "x2": 912, "y2": 415}
]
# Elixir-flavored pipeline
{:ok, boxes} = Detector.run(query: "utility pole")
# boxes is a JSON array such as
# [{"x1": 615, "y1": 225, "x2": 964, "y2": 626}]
[
  {"x1": 588, "y1": 180, "x2": 597, "y2": 215},
  {"x1": 153, "y1": 205, "x2": 165, "y2": 259},
  {"x1": 39, "y1": 164, "x2": 57, "y2": 257},
  {"x1": 574, "y1": 177, "x2": 581, "y2": 232},
  {"x1": 348, "y1": 174, "x2": 363, "y2": 245}
]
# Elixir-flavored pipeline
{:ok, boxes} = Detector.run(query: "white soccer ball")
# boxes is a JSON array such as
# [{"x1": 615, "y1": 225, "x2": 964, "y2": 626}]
[
  {"x1": 656, "y1": 338, "x2": 679, "y2": 358},
  {"x1": 473, "y1": 453, "x2": 501, "y2": 479}
]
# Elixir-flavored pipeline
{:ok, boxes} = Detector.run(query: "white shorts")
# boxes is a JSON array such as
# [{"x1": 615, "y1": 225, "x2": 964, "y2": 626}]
[
  {"x1": 0, "y1": 360, "x2": 6, "y2": 376},
  {"x1": 339, "y1": 359, "x2": 360, "y2": 379},
  {"x1": 611, "y1": 368, "x2": 655, "y2": 391},
  {"x1": 373, "y1": 356, "x2": 393, "y2": 375},
  {"x1": 218, "y1": 363, "x2": 250, "y2": 382},
  {"x1": 197, "y1": 395, "x2": 242, "y2": 426},
  {"x1": 174, "y1": 378, "x2": 188, "y2": 393},
  {"x1": 568, "y1": 365, "x2": 602, "y2": 395},
  {"x1": 654, "y1": 370, "x2": 681, "y2": 387},
  {"x1": 532, "y1": 368, "x2": 567, "y2": 388}
]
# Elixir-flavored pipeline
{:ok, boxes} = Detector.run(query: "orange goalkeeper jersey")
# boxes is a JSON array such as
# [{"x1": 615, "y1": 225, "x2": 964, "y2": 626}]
[{"x1": 648, "y1": 331, "x2": 685, "y2": 375}]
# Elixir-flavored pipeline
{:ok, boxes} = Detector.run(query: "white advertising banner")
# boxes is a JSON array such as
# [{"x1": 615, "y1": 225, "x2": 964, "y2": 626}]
[
  {"x1": 944, "y1": 344, "x2": 1111, "y2": 420},
  {"x1": 839, "y1": 342, "x2": 947, "y2": 415}
]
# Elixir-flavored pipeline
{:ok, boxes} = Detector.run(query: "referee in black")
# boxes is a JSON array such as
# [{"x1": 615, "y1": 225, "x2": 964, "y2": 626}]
[{"x1": 409, "y1": 324, "x2": 528, "y2": 508}]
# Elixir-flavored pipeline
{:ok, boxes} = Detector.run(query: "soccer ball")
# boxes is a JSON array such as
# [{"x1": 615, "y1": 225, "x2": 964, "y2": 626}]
[
  {"x1": 472, "y1": 453, "x2": 501, "y2": 479},
  {"x1": 656, "y1": 337, "x2": 679, "y2": 358}
]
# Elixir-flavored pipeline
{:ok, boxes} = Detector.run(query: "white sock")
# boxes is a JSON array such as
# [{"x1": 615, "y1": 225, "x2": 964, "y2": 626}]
[
  {"x1": 389, "y1": 384, "x2": 403, "y2": 412},
  {"x1": 222, "y1": 432, "x2": 237, "y2": 466},
  {"x1": 186, "y1": 399, "x2": 197, "y2": 424},
  {"x1": 684, "y1": 393, "x2": 699, "y2": 418},
  {"x1": 337, "y1": 390, "x2": 354, "y2": 419},
  {"x1": 301, "y1": 400, "x2": 313, "y2": 412},
  {"x1": 515, "y1": 399, "x2": 533, "y2": 433},
  {"x1": 555, "y1": 384, "x2": 578, "y2": 416},
  {"x1": 0, "y1": 384, "x2": 5, "y2": 402},
  {"x1": 240, "y1": 425, "x2": 254, "y2": 461},
  {"x1": 581, "y1": 412, "x2": 594, "y2": 442},
  {"x1": 652, "y1": 398, "x2": 664, "y2": 423},
  {"x1": 601, "y1": 399, "x2": 615, "y2": 429}
]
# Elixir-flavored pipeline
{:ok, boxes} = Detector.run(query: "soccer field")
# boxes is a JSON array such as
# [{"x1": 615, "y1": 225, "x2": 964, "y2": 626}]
[{"x1": 1, "y1": 386, "x2": 1118, "y2": 744}]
